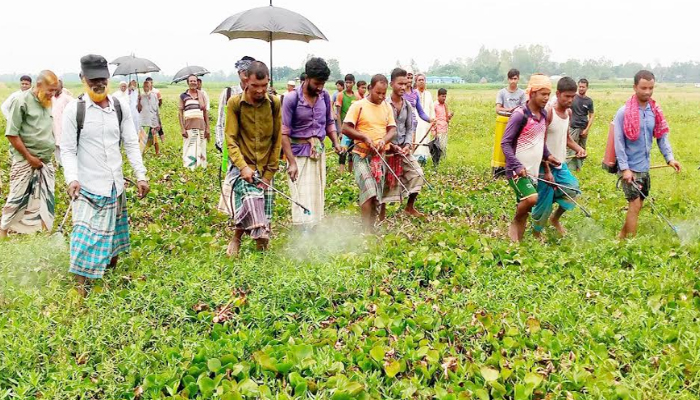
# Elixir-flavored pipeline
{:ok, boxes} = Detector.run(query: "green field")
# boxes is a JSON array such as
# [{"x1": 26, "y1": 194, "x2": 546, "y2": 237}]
[{"x1": 1, "y1": 82, "x2": 699, "y2": 399}]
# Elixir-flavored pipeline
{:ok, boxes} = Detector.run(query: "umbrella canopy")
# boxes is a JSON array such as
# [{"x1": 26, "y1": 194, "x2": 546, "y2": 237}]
[
  {"x1": 172, "y1": 66, "x2": 211, "y2": 83},
  {"x1": 112, "y1": 57, "x2": 161, "y2": 76},
  {"x1": 212, "y1": 4, "x2": 328, "y2": 85},
  {"x1": 110, "y1": 55, "x2": 135, "y2": 65}
]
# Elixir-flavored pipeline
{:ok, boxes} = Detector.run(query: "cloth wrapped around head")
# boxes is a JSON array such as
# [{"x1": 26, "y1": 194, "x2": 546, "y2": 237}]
[
  {"x1": 525, "y1": 73, "x2": 552, "y2": 96},
  {"x1": 235, "y1": 56, "x2": 256, "y2": 73}
]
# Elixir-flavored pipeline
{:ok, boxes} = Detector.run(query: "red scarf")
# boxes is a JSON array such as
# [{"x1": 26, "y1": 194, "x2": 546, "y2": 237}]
[
  {"x1": 623, "y1": 95, "x2": 669, "y2": 141},
  {"x1": 384, "y1": 154, "x2": 404, "y2": 189}
]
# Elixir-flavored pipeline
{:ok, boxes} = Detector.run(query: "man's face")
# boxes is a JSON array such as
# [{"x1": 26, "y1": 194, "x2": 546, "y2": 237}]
[
  {"x1": 306, "y1": 78, "x2": 326, "y2": 97},
  {"x1": 36, "y1": 79, "x2": 59, "y2": 107},
  {"x1": 345, "y1": 80, "x2": 354, "y2": 91},
  {"x1": 336, "y1": 83, "x2": 344, "y2": 92},
  {"x1": 238, "y1": 70, "x2": 248, "y2": 86},
  {"x1": 197, "y1": 80, "x2": 202, "y2": 90},
  {"x1": 187, "y1": 77, "x2": 197, "y2": 90},
  {"x1": 368, "y1": 82, "x2": 387, "y2": 104},
  {"x1": 508, "y1": 76, "x2": 520, "y2": 87},
  {"x1": 578, "y1": 83, "x2": 588, "y2": 96},
  {"x1": 390, "y1": 76, "x2": 407, "y2": 97},
  {"x1": 120, "y1": 83, "x2": 127, "y2": 92},
  {"x1": 557, "y1": 90, "x2": 576, "y2": 109},
  {"x1": 20, "y1": 80, "x2": 31, "y2": 91},
  {"x1": 247, "y1": 74, "x2": 269, "y2": 102},
  {"x1": 56, "y1": 80, "x2": 64, "y2": 96},
  {"x1": 416, "y1": 75, "x2": 426, "y2": 89},
  {"x1": 358, "y1": 84, "x2": 367, "y2": 97},
  {"x1": 438, "y1": 94, "x2": 446, "y2": 103},
  {"x1": 634, "y1": 79, "x2": 655, "y2": 103},
  {"x1": 406, "y1": 73, "x2": 414, "y2": 86},
  {"x1": 287, "y1": 84, "x2": 295, "y2": 92},
  {"x1": 531, "y1": 89, "x2": 550, "y2": 108}
]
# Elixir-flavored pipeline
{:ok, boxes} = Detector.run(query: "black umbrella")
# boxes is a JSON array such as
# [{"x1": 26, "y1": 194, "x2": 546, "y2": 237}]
[
  {"x1": 172, "y1": 66, "x2": 211, "y2": 83},
  {"x1": 212, "y1": 1, "x2": 328, "y2": 86},
  {"x1": 110, "y1": 55, "x2": 135, "y2": 65},
  {"x1": 112, "y1": 56, "x2": 160, "y2": 91}
]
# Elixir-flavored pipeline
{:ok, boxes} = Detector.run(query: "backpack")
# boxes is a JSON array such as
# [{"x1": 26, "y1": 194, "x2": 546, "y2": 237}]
[{"x1": 77, "y1": 94, "x2": 123, "y2": 144}]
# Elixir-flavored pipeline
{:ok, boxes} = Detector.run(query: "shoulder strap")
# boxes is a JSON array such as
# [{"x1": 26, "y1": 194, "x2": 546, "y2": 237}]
[
  {"x1": 76, "y1": 94, "x2": 86, "y2": 144},
  {"x1": 226, "y1": 87, "x2": 232, "y2": 104},
  {"x1": 113, "y1": 97, "x2": 123, "y2": 129}
]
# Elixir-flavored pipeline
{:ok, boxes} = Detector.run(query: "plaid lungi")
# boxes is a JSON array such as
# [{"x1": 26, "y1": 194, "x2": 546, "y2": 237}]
[
  {"x1": 69, "y1": 187, "x2": 129, "y2": 279},
  {"x1": 0, "y1": 160, "x2": 55, "y2": 234},
  {"x1": 353, "y1": 153, "x2": 385, "y2": 205},
  {"x1": 228, "y1": 168, "x2": 275, "y2": 240},
  {"x1": 288, "y1": 154, "x2": 325, "y2": 226},
  {"x1": 381, "y1": 153, "x2": 424, "y2": 204}
]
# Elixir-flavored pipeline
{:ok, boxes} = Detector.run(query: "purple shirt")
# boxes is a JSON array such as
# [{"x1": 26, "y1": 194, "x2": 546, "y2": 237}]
[
  {"x1": 403, "y1": 88, "x2": 431, "y2": 124},
  {"x1": 282, "y1": 84, "x2": 336, "y2": 157},
  {"x1": 501, "y1": 104, "x2": 551, "y2": 177}
]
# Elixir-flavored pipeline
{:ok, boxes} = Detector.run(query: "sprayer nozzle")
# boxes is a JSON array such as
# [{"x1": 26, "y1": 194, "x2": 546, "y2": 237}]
[{"x1": 304, "y1": 210, "x2": 311, "y2": 215}]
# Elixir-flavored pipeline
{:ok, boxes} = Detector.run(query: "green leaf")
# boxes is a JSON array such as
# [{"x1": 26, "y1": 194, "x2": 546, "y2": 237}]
[
  {"x1": 514, "y1": 384, "x2": 530, "y2": 400},
  {"x1": 207, "y1": 358, "x2": 222, "y2": 372},
  {"x1": 524, "y1": 372, "x2": 543, "y2": 388},
  {"x1": 253, "y1": 351, "x2": 278, "y2": 372},
  {"x1": 480, "y1": 366, "x2": 500, "y2": 383},
  {"x1": 384, "y1": 360, "x2": 401, "y2": 378},
  {"x1": 197, "y1": 376, "x2": 215, "y2": 398},
  {"x1": 222, "y1": 392, "x2": 243, "y2": 400},
  {"x1": 474, "y1": 388, "x2": 490, "y2": 400},
  {"x1": 238, "y1": 378, "x2": 259, "y2": 397},
  {"x1": 370, "y1": 345, "x2": 386, "y2": 362}
]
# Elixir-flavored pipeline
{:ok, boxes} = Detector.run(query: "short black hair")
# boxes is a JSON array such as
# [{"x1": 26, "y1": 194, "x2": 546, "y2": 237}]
[
  {"x1": 335, "y1": 79, "x2": 344, "y2": 86},
  {"x1": 437, "y1": 88, "x2": 447, "y2": 96},
  {"x1": 634, "y1": 70, "x2": 655, "y2": 85},
  {"x1": 390, "y1": 68, "x2": 407, "y2": 82},
  {"x1": 247, "y1": 61, "x2": 270, "y2": 80},
  {"x1": 299, "y1": 73, "x2": 307, "y2": 82},
  {"x1": 144, "y1": 77, "x2": 153, "y2": 82},
  {"x1": 20, "y1": 75, "x2": 31, "y2": 83},
  {"x1": 507, "y1": 68, "x2": 520, "y2": 79},
  {"x1": 197, "y1": 78, "x2": 202, "y2": 83},
  {"x1": 344, "y1": 74, "x2": 355, "y2": 83},
  {"x1": 578, "y1": 78, "x2": 589, "y2": 87},
  {"x1": 305, "y1": 57, "x2": 331, "y2": 81},
  {"x1": 557, "y1": 77, "x2": 577, "y2": 92},
  {"x1": 187, "y1": 74, "x2": 198, "y2": 81},
  {"x1": 369, "y1": 75, "x2": 387, "y2": 88},
  {"x1": 357, "y1": 80, "x2": 367, "y2": 88}
]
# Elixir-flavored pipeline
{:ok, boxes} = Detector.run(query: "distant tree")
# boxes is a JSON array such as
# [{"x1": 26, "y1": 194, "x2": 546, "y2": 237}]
[{"x1": 326, "y1": 59, "x2": 342, "y2": 81}]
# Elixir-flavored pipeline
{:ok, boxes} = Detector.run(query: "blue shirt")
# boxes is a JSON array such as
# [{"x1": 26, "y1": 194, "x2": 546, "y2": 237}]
[{"x1": 613, "y1": 103, "x2": 674, "y2": 172}]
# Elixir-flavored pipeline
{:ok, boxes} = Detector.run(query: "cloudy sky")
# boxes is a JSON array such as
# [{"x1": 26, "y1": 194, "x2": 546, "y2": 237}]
[{"x1": 1, "y1": 0, "x2": 697, "y2": 76}]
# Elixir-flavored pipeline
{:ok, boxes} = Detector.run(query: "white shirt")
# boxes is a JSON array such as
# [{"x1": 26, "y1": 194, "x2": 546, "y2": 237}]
[
  {"x1": 546, "y1": 107, "x2": 570, "y2": 165},
  {"x1": 112, "y1": 89, "x2": 131, "y2": 107},
  {"x1": 61, "y1": 95, "x2": 147, "y2": 197},
  {"x1": 215, "y1": 85, "x2": 244, "y2": 150},
  {"x1": 1, "y1": 90, "x2": 24, "y2": 119}
]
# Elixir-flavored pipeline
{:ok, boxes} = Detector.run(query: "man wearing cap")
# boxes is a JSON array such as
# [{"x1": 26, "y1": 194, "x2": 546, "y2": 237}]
[
  {"x1": 61, "y1": 54, "x2": 149, "y2": 295},
  {"x1": 113, "y1": 81, "x2": 130, "y2": 106},
  {"x1": 280, "y1": 80, "x2": 296, "y2": 105},
  {"x1": 0, "y1": 70, "x2": 59, "y2": 239},
  {"x1": 216, "y1": 56, "x2": 255, "y2": 217}
]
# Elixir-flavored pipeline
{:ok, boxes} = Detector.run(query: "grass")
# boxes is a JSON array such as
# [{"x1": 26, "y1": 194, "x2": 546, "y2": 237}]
[{"x1": 0, "y1": 83, "x2": 699, "y2": 399}]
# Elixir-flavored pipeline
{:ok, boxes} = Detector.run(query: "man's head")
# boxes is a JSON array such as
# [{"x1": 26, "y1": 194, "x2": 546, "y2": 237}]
[
  {"x1": 143, "y1": 77, "x2": 153, "y2": 92},
  {"x1": 187, "y1": 75, "x2": 198, "y2": 91},
  {"x1": 526, "y1": 74, "x2": 552, "y2": 109},
  {"x1": 236, "y1": 56, "x2": 256, "y2": 85},
  {"x1": 390, "y1": 68, "x2": 408, "y2": 97},
  {"x1": 287, "y1": 81, "x2": 296, "y2": 92},
  {"x1": 335, "y1": 80, "x2": 344, "y2": 92},
  {"x1": 357, "y1": 81, "x2": 367, "y2": 98},
  {"x1": 196, "y1": 78, "x2": 202, "y2": 90},
  {"x1": 246, "y1": 61, "x2": 270, "y2": 103},
  {"x1": 577, "y1": 78, "x2": 589, "y2": 96},
  {"x1": 55, "y1": 79, "x2": 64, "y2": 97},
  {"x1": 415, "y1": 74, "x2": 426, "y2": 90},
  {"x1": 119, "y1": 81, "x2": 128, "y2": 93},
  {"x1": 299, "y1": 73, "x2": 307, "y2": 83},
  {"x1": 437, "y1": 88, "x2": 447, "y2": 104},
  {"x1": 129, "y1": 80, "x2": 137, "y2": 90},
  {"x1": 368, "y1": 74, "x2": 388, "y2": 105},
  {"x1": 344, "y1": 74, "x2": 355, "y2": 91},
  {"x1": 20, "y1": 75, "x2": 32, "y2": 91},
  {"x1": 633, "y1": 70, "x2": 655, "y2": 103},
  {"x1": 507, "y1": 68, "x2": 520, "y2": 88},
  {"x1": 34, "y1": 70, "x2": 59, "y2": 108},
  {"x1": 80, "y1": 54, "x2": 111, "y2": 103},
  {"x1": 404, "y1": 67, "x2": 415, "y2": 88},
  {"x1": 556, "y1": 77, "x2": 577, "y2": 109},
  {"x1": 304, "y1": 57, "x2": 331, "y2": 97}
]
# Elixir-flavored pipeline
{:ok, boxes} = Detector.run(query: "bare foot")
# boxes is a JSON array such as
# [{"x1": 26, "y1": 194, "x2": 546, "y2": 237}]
[
  {"x1": 550, "y1": 218, "x2": 567, "y2": 236},
  {"x1": 226, "y1": 238, "x2": 241, "y2": 258},
  {"x1": 405, "y1": 207, "x2": 425, "y2": 218},
  {"x1": 508, "y1": 223, "x2": 520, "y2": 242},
  {"x1": 255, "y1": 238, "x2": 269, "y2": 251},
  {"x1": 0, "y1": 229, "x2": 7, "y2": 240},
  {"x1": 533, "y1": 230, "x2": 542, "y2": 239},
  {"x1": 378, "y1": 205, "x2": 387, "y2": 222},
  {"x1": 339, "y1": 166, "x2": 345, "y2": 174}
]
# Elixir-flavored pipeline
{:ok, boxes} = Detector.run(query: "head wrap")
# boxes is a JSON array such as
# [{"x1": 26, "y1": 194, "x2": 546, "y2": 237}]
[
  {"x1": 526, "y1": 74, "x2": 552, "y2": 96},
  {"x1": 235, "y1": 56, "x2": 256, "y2": 72},
  {"x1": 119, "y1": 80, "x2": 127, "y2": 85}
]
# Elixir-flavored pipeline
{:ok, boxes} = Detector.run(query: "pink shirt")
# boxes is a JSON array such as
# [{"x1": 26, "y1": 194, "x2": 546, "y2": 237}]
[
  {"x1": 52, "y1": 91, "x2": 74, "y2": 145},
  {"x1": 434, "y1": 102, "x2": 449, "y2": 134}
]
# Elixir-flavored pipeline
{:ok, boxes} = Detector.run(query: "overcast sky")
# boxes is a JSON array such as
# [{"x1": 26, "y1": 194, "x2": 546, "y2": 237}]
[{"x1": 2, "y1": 0, "x2": 698, "y2": 76}]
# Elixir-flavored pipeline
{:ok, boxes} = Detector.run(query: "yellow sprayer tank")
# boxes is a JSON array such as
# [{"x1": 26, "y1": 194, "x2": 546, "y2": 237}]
[{"x1": 491, "y1": 114, "x2": 510, "y2": 169}]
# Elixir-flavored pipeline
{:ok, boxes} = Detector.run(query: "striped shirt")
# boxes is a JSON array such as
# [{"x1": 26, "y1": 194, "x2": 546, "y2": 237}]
[{"x1": 178, "y1": 90, "x2": 206, "y2": 131}]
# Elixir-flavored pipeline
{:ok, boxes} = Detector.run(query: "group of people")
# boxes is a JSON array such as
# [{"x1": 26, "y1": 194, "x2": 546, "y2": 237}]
[
  {"x1": 498, "y1": 70, "x2": 681, "y2": 242},
  {"x1": 0, "y1": 52, "x2": 683, "y2": 293}
]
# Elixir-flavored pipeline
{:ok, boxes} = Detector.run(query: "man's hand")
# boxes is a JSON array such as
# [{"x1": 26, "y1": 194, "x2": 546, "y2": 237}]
[
  {"x1": 546, "y1": 154, "x2": 561, "y2": 167},
  {"x1": 204, "y1": 130, "x2": 211, "y2": 140},
  {"x1": 401, "y1": 144, "x2": 412, "y2": 155},
  {"x1": 389, "y1": 144, "x2": 402, "y2": 153},
  {"x1": 576, "y1": 148, "x2": 587, "y2": 159},
  {"x1": 27, "y1": 155, "x2": 43, "y2": 169},
  {"x1": 67, "y1": 181, "x2": 81, "y2": 199},
  {"x1": 287, "y1": 160, "x2": 299, "y2": 182},
  {"x1": 375, "y1": 139, "x2": 386, "y2": 153},
  {"x1": 362, "y1": 135, "x2": 374, "y2": 149},
  {"x1": 181, "y1": 130, "x2": 188, "y2": 138},
  {"x1": 333, "y1": 142, "x2": 343, "y2": 154},
  {"x1": 581, "y1": 129, "x2": 589, "y2": 138},
  {"x1": 257, "y1": 177, "x2": 271, "y2": 190},
  {"x1": 544, "y1": 171, "x2": 555, "y2": 185},
  {"x1": 137, "y1": 180, "x2": 150, "y2": 199},
  {"x1": 622, "y1": 169, "x2": 635, "y2": 185},
  {"x1": 240, "y1": 166, "x2": 255, "y2": 183},
  {"x1": 516, "y1": 167, "x2": 528, "y2": 178},
  {"x1": 668, "y1": 160, "x2": 682, "y2": 172}
]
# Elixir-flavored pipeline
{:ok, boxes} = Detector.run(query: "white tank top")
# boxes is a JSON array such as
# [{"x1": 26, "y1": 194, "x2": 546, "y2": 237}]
[{"x1": 546, "y1": 109, "x2": 570, "y2": 165}]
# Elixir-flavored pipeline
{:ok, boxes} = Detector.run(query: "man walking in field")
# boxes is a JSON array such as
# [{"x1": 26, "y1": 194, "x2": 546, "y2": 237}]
[
  {"x1": 0, "y1": 71, "x2": 59, "y2": 239},
  {"x1": 281, "y1": 57, "x2": 342, "y2": 230},
  {"x1": 61, "y1": 54, "x2": 149, "y2": 296},
  {"x1": 568, "y1": 78, "x2": 595, "y2": 171},
  {"x1": 179, "y1": 75, "x2": 210, "y2": 170},
  {"x1": 501, "y1": 74, "x2": 560, "y2": 242},
  {"x1": 1, "y1": 75, "x2": 33, "y2": 120},
  {"x1": 379, "y1": 68, "x2": 424, "y2": 220},
  {"x1": 342, "y1": 74, "x2": 397, "y2": 231},
  {"x1": 532, "y1": 77, "x2": 586, "y2": 237},
  {"x1": 138, "y1": 77, "x2": 163, "y2": 156},
  {"x1": 224, "y1": 61, "x2": 282, "y2": 257},
  {"x1": 336, "y1": 74, "x2": 362, "y2": 173},
  {"x1": 614, "y1": 70, "x2": 681, "y2": 239},
  {"x1": 52, "y1": 79, "x2": 74, "y2": 165}
]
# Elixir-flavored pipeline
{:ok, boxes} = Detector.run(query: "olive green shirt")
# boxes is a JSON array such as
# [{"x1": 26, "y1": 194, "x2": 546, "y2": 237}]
[
  {"x1": 224, "y1": 92, "x2": 282, "y2": 181},
  {"x1": 5, "y1": 90, "x2": 54, "y2": 163}
]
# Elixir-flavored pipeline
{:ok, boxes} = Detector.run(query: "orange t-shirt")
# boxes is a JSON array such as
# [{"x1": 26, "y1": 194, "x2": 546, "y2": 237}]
[{"x1": 343, "y1": 98, "x2": 396, "y2": 155}]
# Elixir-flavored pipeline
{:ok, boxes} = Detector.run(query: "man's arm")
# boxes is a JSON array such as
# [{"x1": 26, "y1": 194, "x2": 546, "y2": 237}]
[
  {"x1": 203, "y1": 106, "x2": 210, "y2": 139},
  {"x1": 225, "y1": 101, "x2": 247, "y2": 171},
  {"x1": 61, "y1": 102, "x2": 80, "y2": 185},
  {"x1": 501, "y1": 112, "x2": 525, "y2": 176},
  {"x1": 281, "y1": 92, "x2": 297, "y2": 178},
  {"x1": 263, "y1": 99, "x2": 283, "y2": 181},
  {"x1": 613, "y1": 108, "x2": 629, "y2": 172},
  {"x1": 414, "y1": 96, "x2": 431, "y2": 123},
  {"x1": 120, "y1": 104, "x2": 148, "y2": 182},
  {"x1": 583, "y1": 112, "x2": 595, "y2": 136},
  {"x1": 1, "y1": 92, "x2": 17, "y2": 119},
  {"x1": 404, "y1": 103, "x2": 415, "y2": 147},
  {"x1": 323, "y1": 92, "x2": 340, "y2": 150},
  {"x1": 215, "y1": 89, "x2": 227, "y2": 151}
]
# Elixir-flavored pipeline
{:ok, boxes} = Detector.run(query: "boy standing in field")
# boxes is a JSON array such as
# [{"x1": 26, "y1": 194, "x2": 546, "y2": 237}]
[
  {"x1": 532, "y1": 77, "x2": 586, "y2": 237},
  {"x1": 501, "y1": 74, "x2": 560, "y2": 242},
  {"x1": 496, "y1": 68, "x2": 527, "y2": 115},
  {"x1": 337, "y1": 74, "x2": 362, "y2": 173},
  {"x1": 342, "y1": 74, "x2": 397, "y2": 231},
  {"x1": 332, "y1": 79, "x2": 344, "y2": 133},
  {"x1": 614, "y1": 70, "x2": 681, "y2": 239},
  {"x1": 357, "y1": 80, "x2": 367, "y2": 99},
  {"x1": 568, "y1": 78, "x2": 595, "y2": 171},
  {"x1": 432, "y1": 88, "x2": 453, "y2": 166}
]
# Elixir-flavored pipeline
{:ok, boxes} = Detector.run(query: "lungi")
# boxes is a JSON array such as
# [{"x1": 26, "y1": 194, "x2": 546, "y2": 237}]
[
  {"x1": 0, "y1": 160, "x2": 55, "y2": 234},
  {"x1": 227, "y1": 168, "x2": 275, "y2": 240},
  {"x1": 532, "y1": 164, "x2": 580, "y2": 232},
  {"x1": 353, "y1": 153, "x2": 385, "y2": 205},
  {"x1": 288, "y1": 153, "x2": 326, "y2": 226},
  {"x1": 183, "y1": 129, "x2": 208, "y2": 170},
  {"x1": 381, "y1": 153, "x2": 424, "y2": 204}
]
